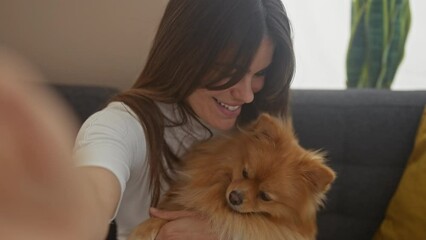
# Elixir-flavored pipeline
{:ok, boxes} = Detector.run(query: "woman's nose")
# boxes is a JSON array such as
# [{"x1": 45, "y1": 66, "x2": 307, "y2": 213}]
[{"x1": 230, "y1": 75, "x2": 255, "y2": 103}]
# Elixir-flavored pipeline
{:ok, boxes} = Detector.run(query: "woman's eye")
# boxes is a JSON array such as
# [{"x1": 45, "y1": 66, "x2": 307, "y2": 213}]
[
  {"x1": 242, "y1": 168, "x2": 249, "y2": 179},
  {"x1": 259, "y1": 191, "x2": 272, "y2": 201},
  {"x1": 254, "y1": 68, "x2": 268, "y2": 77}
]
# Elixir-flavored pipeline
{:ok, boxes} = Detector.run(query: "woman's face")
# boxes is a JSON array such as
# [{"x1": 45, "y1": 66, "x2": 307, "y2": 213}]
[{"x1": 187, "y1": 37, "x2": 275, "y2": 131}]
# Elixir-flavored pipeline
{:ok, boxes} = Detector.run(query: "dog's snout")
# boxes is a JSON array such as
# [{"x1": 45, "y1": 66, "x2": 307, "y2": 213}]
[{"x1": 229, "y1": 190, "x2": 243, "y2": 206}]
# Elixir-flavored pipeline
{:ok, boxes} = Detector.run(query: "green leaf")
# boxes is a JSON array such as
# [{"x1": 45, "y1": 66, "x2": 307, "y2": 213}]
[
  {"x1": 346, "y1": 0, "x2": 411, "y2": 89},
  {"x1": 347, "y1": 2, "x2": 368, "y2": 87},
  {"x1": 380, "y1": 0, "x2": 411, "y2": 88}
]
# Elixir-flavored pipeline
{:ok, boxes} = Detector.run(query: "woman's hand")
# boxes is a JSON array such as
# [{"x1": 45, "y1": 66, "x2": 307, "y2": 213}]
[
  {"x1": 150, "y1": 208, "x2": 218, "y2": 240},
  {"x1": 0, "y1": 53, "x2": 105, "y2": 239}
]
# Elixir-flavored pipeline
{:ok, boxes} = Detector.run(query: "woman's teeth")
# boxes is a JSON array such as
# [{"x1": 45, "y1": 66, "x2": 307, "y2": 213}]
[{"x1": 216, "y1": 99, "x2": 240, "y2": 111}]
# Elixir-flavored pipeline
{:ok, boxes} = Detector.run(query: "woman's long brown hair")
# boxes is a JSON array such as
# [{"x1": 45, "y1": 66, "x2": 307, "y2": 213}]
[{"x1": 112, "y1": 0, "x2": 295, "y2": 206}]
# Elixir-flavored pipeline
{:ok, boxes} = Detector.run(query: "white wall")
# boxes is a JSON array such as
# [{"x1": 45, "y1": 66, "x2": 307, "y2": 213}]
[
  {"x1": 0, "y1": 0, "x2": 167, "y2": 90},
  {"x1": 284, "y1": 0, "x2": 426, "y2": 90}
]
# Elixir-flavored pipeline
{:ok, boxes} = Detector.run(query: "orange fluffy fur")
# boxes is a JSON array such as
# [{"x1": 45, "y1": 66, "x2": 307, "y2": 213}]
[{"x1": 129, "y1": 113, "x2": 336, "y2": 240}]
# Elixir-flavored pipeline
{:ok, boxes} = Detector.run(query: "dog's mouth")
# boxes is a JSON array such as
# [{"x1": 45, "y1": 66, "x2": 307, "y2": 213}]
[
  {"x1": 227, "y1": 204, "x2": 254, "y2": 214},
  {"x1": 226, "y1": 203, "x2": 271, "y2": 217}
]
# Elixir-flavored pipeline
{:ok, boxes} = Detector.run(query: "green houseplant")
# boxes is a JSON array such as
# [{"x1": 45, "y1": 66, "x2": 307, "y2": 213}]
[{"x1": 346, "y1": 0, "x2": 411, "y2": 89}]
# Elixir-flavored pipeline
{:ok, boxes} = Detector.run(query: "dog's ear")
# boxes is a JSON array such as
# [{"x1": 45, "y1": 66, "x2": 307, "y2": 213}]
[
  {"x1": 250, "y1": 113, "x2": 281, "y2": 136},
  {"x1": 249, "y1": 113, "x2": 294, "y2": 142},
  {"x1": 302, "y1": 155, "x2": 336, "y2": 193}
]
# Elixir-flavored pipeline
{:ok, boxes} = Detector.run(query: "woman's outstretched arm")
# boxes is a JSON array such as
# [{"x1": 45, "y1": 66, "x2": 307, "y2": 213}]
[{"x1": 0, "y1": 54, "x2": 119, "y2": 240}]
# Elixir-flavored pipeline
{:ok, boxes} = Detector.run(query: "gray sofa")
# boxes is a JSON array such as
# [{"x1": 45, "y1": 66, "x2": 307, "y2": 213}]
[
  {"x1": 291, "y1": 89, "x2": 426, "y2": 240},
  {"x1": 52, "y1": 84, "x2": 426, "y2": 240}
]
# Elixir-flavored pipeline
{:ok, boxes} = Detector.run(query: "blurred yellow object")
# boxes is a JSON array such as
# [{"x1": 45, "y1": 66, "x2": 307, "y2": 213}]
[{"x1": 374, "y1": 107, "x2": 426, "y2": 239}]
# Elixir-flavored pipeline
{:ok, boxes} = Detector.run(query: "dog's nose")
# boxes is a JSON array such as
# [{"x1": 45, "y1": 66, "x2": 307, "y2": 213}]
[{"x1": 229, "y1": 190, "x2": 243, "y2": 206}]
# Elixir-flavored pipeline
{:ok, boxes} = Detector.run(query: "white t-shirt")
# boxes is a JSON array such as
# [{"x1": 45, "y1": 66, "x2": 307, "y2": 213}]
[{"x1": 73, "y1": 101, "x2": 212, "y2": 240}]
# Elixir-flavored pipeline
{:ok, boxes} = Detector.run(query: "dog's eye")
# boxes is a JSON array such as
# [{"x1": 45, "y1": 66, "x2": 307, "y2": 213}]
[
  {"x1": 242, "y1": 168, "x2": 249, "y2": 179},
  {"x1": 259, "y1": 191, "x2": 272, "y2": 201}
]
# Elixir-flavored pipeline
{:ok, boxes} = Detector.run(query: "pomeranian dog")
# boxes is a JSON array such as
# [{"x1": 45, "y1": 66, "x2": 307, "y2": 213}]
[{"x1": 129, "y1": 113, "x2": 336, "y2": 240}]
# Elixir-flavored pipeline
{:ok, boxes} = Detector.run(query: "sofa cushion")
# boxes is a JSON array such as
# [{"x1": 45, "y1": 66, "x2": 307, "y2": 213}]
[
  {"x1": 290, "y1": 89, "x2": 426, "y2": 240},
  {"x1": 373, "y1": 106, "x2": 426, "y2": 240}
]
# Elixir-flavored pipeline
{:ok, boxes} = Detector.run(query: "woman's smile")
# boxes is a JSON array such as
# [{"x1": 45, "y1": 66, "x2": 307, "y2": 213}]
[{"x1": 213, "y1": 97, "x2": 242, "y2": 119}]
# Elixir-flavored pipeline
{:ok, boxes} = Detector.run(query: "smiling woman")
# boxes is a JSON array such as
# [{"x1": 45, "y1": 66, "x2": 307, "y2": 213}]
[{"x1": 103, "y1": 1, "x2": 295, "y2": 239}]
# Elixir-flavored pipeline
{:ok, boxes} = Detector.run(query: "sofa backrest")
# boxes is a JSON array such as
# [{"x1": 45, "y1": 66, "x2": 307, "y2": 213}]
[
  {"x1": 290, "y1": 89, "x2": 426, "y2": 240},
  {"x1": 51, "y1": 84, "x2": 118, "y2": 124}
]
